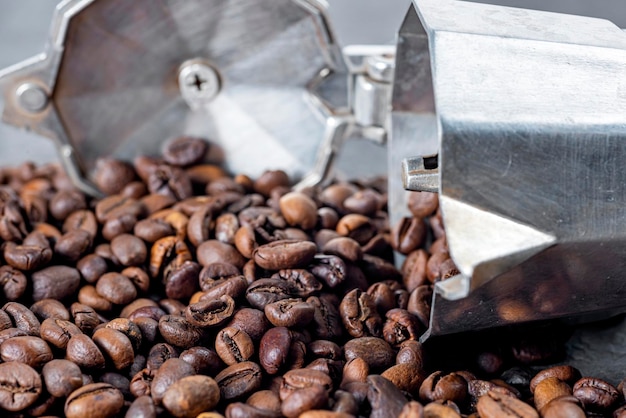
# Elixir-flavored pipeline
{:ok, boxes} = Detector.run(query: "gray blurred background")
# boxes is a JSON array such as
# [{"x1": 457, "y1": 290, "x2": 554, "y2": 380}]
[{"x1": 1, "y1": 0, "x2": 625, "y2": 165}]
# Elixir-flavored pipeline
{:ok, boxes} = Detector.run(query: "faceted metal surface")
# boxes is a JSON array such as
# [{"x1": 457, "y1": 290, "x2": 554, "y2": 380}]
[
  {"x1": 396, "y1": 0, "x2": 626, "y2": 338},
  {"x1": 0, "y1": 0, "x2": 349, "y2": 194}
]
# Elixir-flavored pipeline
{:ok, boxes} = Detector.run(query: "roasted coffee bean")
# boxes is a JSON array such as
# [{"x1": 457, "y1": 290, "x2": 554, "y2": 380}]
[
  {"x1": 215, "y1": 361, "x2": 263, "y2": 400},
  {"x1": 180, "y1": 346, "x2": 223, "y2": 375},
  {"x1": 226, "y1": 308, "x2": 270, "y2": 341},
  {"x1": 163, "y1": 136, "x2": 208, "y2": 167},
  {"x1": 185, "y1": 295, "x2": 235, "y2": 328},
  {"x1": 408, "y1": 191, "x2": 439, "y2": 217},
  {"x1": 63, "y1": 209, "x2": 99, "y2": 238},
  {"x1": 42, "y1": 359, "x2": 83, "y2": 398},
  {"x1": 245, "y1": 278, "x2": 295, "y2": 309},
  {"x1": 134, "y1": 218, "x2": 176, "y2": 243},
  {"x1": 30, "y1": 298, "x2": 70, "y2": 321},
  {"x1": 420, "y1": 371, "x2": 468, "y2": 404},
  {"x1": 259, "y1": 326, "x2": 292, "y2": 375},
  {"x1": 110, "y1": 233, "x2": 147, "y2": 266},
  {"x1": 367, "y1": 375, "x2": 408, "y2": 418},
  {"x1": 401, "y1": 249, "x2": 429, "y2": 292},
  {"x1": 197, "y1": 239, "x2": 246, "y2": 269},
  {"x1": 308, "y1": 294, "x2": 343, "y2": 340},
  {"x1": 126, "y1": 395, "x2": 157, "y2": 418},
  {"x1": 3, "y1": 241, "x2": 52, "y2": 271},
  {"x1": 344, "y1": 189, "x2": 380, "y2": 216},
  {"x1": 340, "y1": 289, "x2": 382, "y2": 338},
  {"x1": 310, "y1": 255, "x2": 346, "y2": 288},
  {"x1": 282, "y1": 385, "x2": 329, "y2": 418},
  {"x1": 92, "y1": 328, "x2": 135, "y2": 370},
  {"x1": 77, "y1": 254, "x2": 108, "y2": 284},
  {"x1": 336, "y1": 214, "x2": 376, "y2": 245},
  {"x1": 572, "y1": 377, "x2": 620, "y2": 412},
  {"x1": 0, "y1": 335, "x2": 52, "y2": 367},
  {"x1": 162, "y1": 375, "x2": 220, "y2": 418},
  {"x1": 164, "y1": 260, "x2": 200, "y2": 300},
  {"x1": 66, "y1": 334, "x2": 106, "y2": 369},
  {"x1": 272, "y1": 269, "x2": 322, "y2": 298},
  {"x1": 381, "y1": 362, "x2": 426, "y2": 394},
  {"x1": 150, "y1": 358, "x2": 196, "y2": 404},
  {"x1": 199, "y1": 275, "x2": 248, "y2": 303},
  {"x1": 530, "y1": 365, "x2": 581, "y2": 393},
  {"x1": 344, "y1": 337, "x2": 395, "y2": 371},
  {"x1": 158, "y1": 315, "x2": 204, "y2": 349},
  {"x1": 383, "y1": 308, "x2": 422, "y2": 346},
  {"x1": 408, "y1": 284, "x2": 433, "y2": 328},
  {"x1": 49, "y1": 189, "x2": 87, "y2": 221},
  {"x1": 96, "y1": 272, "x2": 137, "y2": 305},
  {"x1": 215, "y1": 212, "x2": 239, "y2": 244},
  {"x1": 541, "y1": 396, "x2": 585, "y2": 418},
  {"x1": 264, "y1": 298, "x2": 315, "y2": 328},
  {"x1": 215, "y1": 327, "x2": 254, "y2": 365},
  {"x1": 279, "y1": 192, "x2": 318, "y2": 230},
  {"x1": 40, "y1": 318, "x2": 82, "y2": 349},
  {"x1": 0, "y1": 361, "x2": 42, "y2": 412},
  {"x1": 148, "y1": 164, "x2": 193, "y2": 200},
  {"x1": 0, "y1": 265, "x2": 27, "y2": 300},
  {"x1": 94, "y1": 158, "x2": 136, "y2": 195},
  {"x1": 65, "y1": 383, "x2": 124, "y2": 418},
  {"x1": 253, "y1": 239, "x2": 317, "y2": 270},
  {"x1": 280, "y1": 368, "x2": 333, "y2": 401},
  {"x1": 533, "y1": 377, "x2": 572, "y2": 411},
  {"x1": 32, "y1": 265, "x2": 81, "y2": 301},
  {"x1": 477, "y1": 390, "x2": 539, "y2": 418},
  {"x1": 254, "y1": 170, "x2": 290, "y2": 197},
  {"x1": 322, "y1": 236, "x2": 363, "y2": 262},
  {"x1": 4, "y1": 302, "x2": 40, "y2": 336}
]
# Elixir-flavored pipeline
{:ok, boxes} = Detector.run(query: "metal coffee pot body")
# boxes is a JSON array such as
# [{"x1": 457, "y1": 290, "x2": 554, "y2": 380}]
[{"x1": 3, "y1": 0, "x2": 626, "y2": 338}]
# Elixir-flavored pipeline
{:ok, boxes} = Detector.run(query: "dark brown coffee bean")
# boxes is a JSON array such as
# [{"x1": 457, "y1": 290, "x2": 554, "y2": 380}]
[
  {"x1": 310, "y1": 255, "x2": 346, "y2": 288},
  {"x1": 163, "y1": 375, "x2": 220, "y2": 418},
  {"x1": 126, "y1": 395, "x2": 157, "y2": 418},
  {"x1": 381, "y1": 362, "x2": 426, "y2": 394},
  {"x1": 339, "y1": 289, "x2": 382, "y2": 338},
  {"x1": 541, "y1": 396, "x2": 585, "y2": 418},
  {"x1": 245, "y1": 278, "x2": 295, "y2": 310},
  {"x1": 40, "y1": 318, "x2": 82, "y2": 349},
  {"x1": 272, "y1": 269, "x2": 322, "y2": 298},
  {"x1": 49, "y1": 189, "x2": 87, "y2": 221},
  {"x1": 185, "y1": 295, "x2": 235, "y2": 328},
  {"x1": 96, "y1": 272, "x2": 137, "y2": 305},
  {"x1": 128, "y1": 305, "x2": 166, "y2": 322},
  {"x1": 109, "y1": 233, "x2": 147, "y2": 266},
  {"x1": 367, "y1": 375, "x2": 408, "y2": 418},
  {"x1": 93, "y1": 158, "x2": 136, "y2": 195},
  {"x1": 95, "y1": 194, "x2": 145, "y2": 224},
  {"x1": 264, "y1": 298, "x2": 315, "y2": 327},
  {"x1": 197, "y1": 239, "x2": 246, "y2": 269},
  {"x1": 3, "y1": 241, "x2": 52, "y2": 271},
  {"x1": 3, "y1": 302, "x2": 40, "y2": 336},
  {"x1": 66, "y1": 334, "x2": 106, "y2": 369},
  {"x1": 65, "y1": 382, "x2": 124, "y2": 418},
  {"x1": 180, "y1": 346, "x2": 223, "y2": 375},
  {"x1": 367, "y1": 282, "x2": 396, "y2": 316},
  {"x1": 573, "y1": 377, "x2": 619, "y2": 412},
  {"x1": 146, "y1": 343, "x2": 178, "y2": 370},
  {"x1": 122, "y1": 266, "x2": 151, "y2": 294},
  {"x1": 253, "y1": 240, "x2": 317, "y2": 270},
  {"x1": 54, "y1": 229, "x2": 92, "y2": 261},
  {"x1": 308, "y1": 294, "x2": 343, "y2": 340},
  {"x1": 92, "y1": 328, "x2": 135, "y2": 371},
  {"x1": 336, "y1": 214, "x2": 375, "y2": 245},
  {"x1": 77, "y1": 254, "x2": 108, "y2": 284},
  {"x1": 254, "y1": 170, "x2": 290, "y2": 197},
  {"x1": 150, "y1": 358, "x2": 195, "y2": 404},
  {"x1": 32, "y1": 265, "x2": 81, "y2": 301},
  {"x1": 533, "y1": 377, "x2": 572, "y2": 411},
  {"x1": 42, "y1": 359, "x2": 83, "y2": 398},
  {"x1": 383, "y1": 308, "x2": 422, "y2": 346},
  {"x1": 71, "y1": 302, "x2": 100, "y2": 334},
  {"x1": 282, "y1": 385, "x2": 329, "y2": 418},
  {"x1": 0, "y1": 361, "x2": 42, "y2": 412},
  {"x1": 322, "y1": 237, "x2": 362, "y2": 262},
  {"x1": 163, "y1": 136, "x2": 208, "y2": 167},
  {"x1": 158, "y1": 315, "x2": 204, "y2": 349},
  {"x1": 0, "y1": 265, "x2": 27, "y2": 300},
  {"x1": 187, "y1": 164, "x2": 227, "y2": 186},
  {"x1": 279, "y1": 192, "x2": 318, "y2": 230},
  {"x1": 343, "y1": 189, "x2": 380, "y2": 216},
  {"x1": 0, "y1": 335, "x2": 52, "y2": 367},
  {"x1": 215, "y1": 327, "x2": 254, "y2": 365},
  {"x1": 344, "y1": 337, "x2": 394, "y2": 371},
  {"x1": 477, "y1": 390, "x2": 539, "y2": 418},
  {"x1": 407, "y1": 285, "x2": 433, "y2": 328},
  {"x1": 215, "y1": 212, "x2": 239, "y2": 244},
  {"x1": 30, "y1": 298, "x2": 70, "y2": 321},
  {"x1": 226, "y1": 308, "x2": 270, "y2": 341},
  {"x1": 259, "y1": 326, "x2": 292, "y2": 375},
  {"x1": 199, "y1": 262, "x2": 241, "y2": 284},
  {"x1": 214, "y1": 361, "x2": 262, "y2": 401},
  {"x1": 309, "y1": 340, "x2": 343, "y2": 361},
  {"x1": 63, "y1": 209, "x2": 98, "y2": 238},
  {"x1": 419, "y1": 371, "x2": 468, "y2": 404},
  {"x1": 187, "y1": 205, "x2": 213, "y2": 247},
  {"x1": 408, "y1": 191, "x2": 439, "y2": 218},
  {"x1": 147, "y1": 164, "x2": 193, "y2": 200},
  {"x1": 401, "y1": 249, "x2": 429, "y2": 292},
  {"x1": 280, "y1": 368, "x2": 333, "y2": 402},
  {"x1": 134, "y1": 218, "x2": 176, "y2": 243},
  {"x1": 530, "y1": 365, "x2": 581, "y2": 393}
]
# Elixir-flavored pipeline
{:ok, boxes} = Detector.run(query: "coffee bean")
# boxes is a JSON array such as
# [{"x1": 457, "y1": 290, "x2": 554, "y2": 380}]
[
  {"x1": 0, "y1": 361, "x2": 42, "y2": 412},
  {"x1": 383, "y1": 308, "x2": 422, "y2": 346},
  {"x1": 339, "y1": 289, "x2": 382, "y2": 338},
  {"x1": 185, "y1": 295, "x2": 235, "y2": 328},
  {"x1": 65, "y1": 383, "x2": 124, "y2": 418},
  {"x1": 42, "y1": 359, "x2": 83, "y2": 398},
  {"x1": 530, "y1": 365, "x2": 581, "y2": 393},
  {"x1": 226, "y1": 308, "x2": 270, "y2": 341},
  {"x1": 336, "y1": 214, "x2": 375, "y2": 245},
  {"x1": 162, "y1": 375, "x2": 220, "y2": 418},
  {"x1": 308, "y1": 294, "x2": 343, "y2": 340},
  {"x1": 3, "y1": 241, "x2": 52, "y2": 271},
  {"x1": 92, "y1": 328, "x2": 135, "y2": 370},
  {"x1": 215, "y1": 327, "x2": 254, "y2": 365},
  {"x1": 264, "y1": 298, "x2": 315, "y2": 328},
  {"x1": 150, "y1": 358, "x2": 195, "y2": 404},
  {"x1": 126, "y1": 395, "x2": 157, "y2": 418},
  {"x1": 180, "y1": 346, "x2": 223, "y2": 375},
  {"x1": 282, "y1": 385, "x2": 329, "y2": 418},
  {"x1": 215, "y1": 361, "x2": 262, "y2": 400},
  {"x1": 4, "y1": 302, "x2": 40, "y2": 336},
  {"x1": 253, "y1": 240, "x2": 317, "y2": 270},
  {"x1": 66, "y1": 334, "x2": 106, "y2": 369},
  {"x1": 272, "y1": 269, "x2": 322, "y2": 298},
  {"x1": 254, "y1": 170, "x2": 289, "y2": 197},
  {"x1": 215, "y1": 212, "x2": 239, "y2": 244},
  {"x1": 158, "y1": 315, "x2": 204, "y2": 349},
  {"x1": 163, "y1": 136, "x2": 208, "y2": 167},
  {"x1": 63, "y1": 209, "x2": 98, "y2": 238},
  {"x1": 110, "y1": 233, "x2": 147, "y2": 266},
  {"x1": 572, "y1": 377, "x2": 620, "y2": 412},
  {"x1": 541, "y1": 396, "x2": 585, "y2": 418},
  {"x1": 49, "y1": 190, "x2": 87, "y2": 221},
  {"x1": 77, "y1": 254, "x2": 108, "y2": 284},
  {"x1": 197, "y1": 239, "x2": 246, "y2": 269},
  {"x1": 477, "y1": 390, "x2": 539, "y2": 418},
  {"x1": 0, "y1": 265, "x2": 27, "y2": 300},
  {"x1": 367, "y1": 375, "x2": 408, "y2": 418},
  {"x1": 381, "y1": 362, "x2": 426, "y2": 394},
  {"x1": 32, "y1": 265, "x2": 81, "y2": 301},
  {"x1": 279, "y1": 192, "x2": 318, "y2": 230},
  {"x1": 0, "y1": 335, "x2": 52, "y2": 367},
  {"x1": 420, "y1": 371, "x2": 468, "y2": 404},
  {"x1": 344, "y1": 337, "x2": 394, "y2": 370},
  {"x1": 30, "y1": 298, "x2": 70, "y2": 321},
  {"x1": 310, "y1": 255, "x2": 346, "y2": 288},
  {"x1": 148, "y1": 164, "x2": 193, "y2": 200},
  {"x1": 280, "y1": 368, "x2": 333, "y2": 401}
]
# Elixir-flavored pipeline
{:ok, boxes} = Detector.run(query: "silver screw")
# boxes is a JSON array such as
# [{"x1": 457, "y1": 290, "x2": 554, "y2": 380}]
[
  {"x1": 16, "y1": 83, "x2": 48, "y2": 113},
  {"x1": 178, "y1": 60, "x2": 221, "y2": 111}
]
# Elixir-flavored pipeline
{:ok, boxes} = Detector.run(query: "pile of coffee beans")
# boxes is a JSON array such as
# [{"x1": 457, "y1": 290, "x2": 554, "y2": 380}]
[{"x1": 0, "y1": 136, "x2": 622, "y2": 417}]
